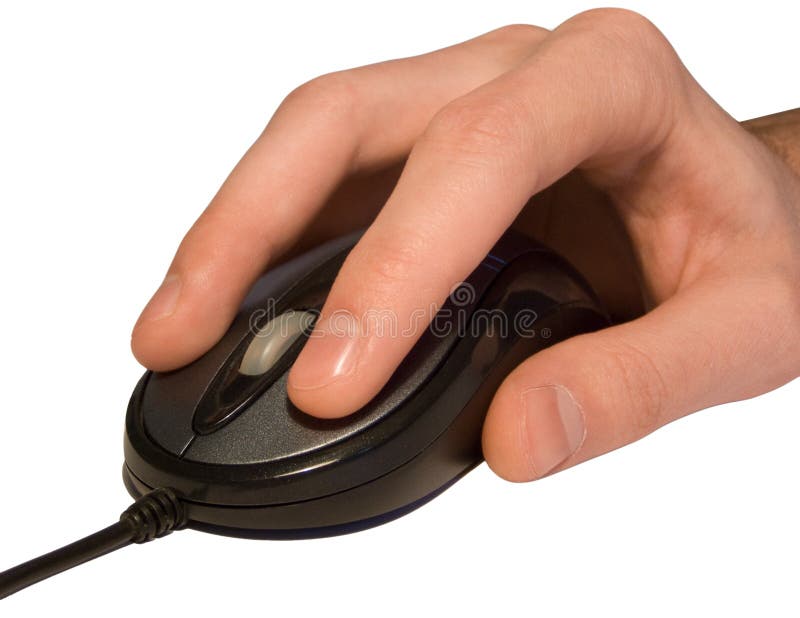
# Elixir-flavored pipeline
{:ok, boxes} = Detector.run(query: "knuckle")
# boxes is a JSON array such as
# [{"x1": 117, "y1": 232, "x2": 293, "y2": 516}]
[
  {"x1": 572, "y1": 8, "x2": 667, "y2": 49},
  {"x1": 422, "y1": 95, "x2": 525, "y2": 161},
  {"x1": 280, "y1": 71, "x2": 360, "y2": 125},
  {"x1": 565, "y1": 8, "x2": 680, "y2": 80},
  {"x1": 596, "y1": 337, "x2": 670, "y2": 437},
  {"x1": 489, "y1": 23, "x2": 548, "y2": 44},
  {"x1": 558, "y1": 8, "x2": 684, "y2": 138},
  {"x1": 348, "y1": 234, "x2": 427, "y2": 296},
  {"x1": 477, "y1": 24, "x2": 548, "y2": 75}
]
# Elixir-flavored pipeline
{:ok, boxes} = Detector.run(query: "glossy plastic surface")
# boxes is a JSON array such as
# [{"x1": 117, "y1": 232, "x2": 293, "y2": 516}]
[{"x1": 123, "y1": 229, "x2": 609, "y2": 536}]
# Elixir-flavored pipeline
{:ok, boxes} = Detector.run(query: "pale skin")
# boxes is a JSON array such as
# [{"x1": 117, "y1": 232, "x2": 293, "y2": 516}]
[{"x1": 131, "y1": 9, "x2": 800, "y2": 482}]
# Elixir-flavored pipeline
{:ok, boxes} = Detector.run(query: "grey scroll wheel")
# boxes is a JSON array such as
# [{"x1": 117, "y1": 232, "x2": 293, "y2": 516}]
[{"x1": 238, "y1": 310, "x2": 317, "y2": 376}]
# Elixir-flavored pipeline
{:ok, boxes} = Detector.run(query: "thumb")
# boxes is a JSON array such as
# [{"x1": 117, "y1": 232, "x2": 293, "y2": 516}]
[{"x1": 482, "y1": 274, "x2": 800, "y2": 482}]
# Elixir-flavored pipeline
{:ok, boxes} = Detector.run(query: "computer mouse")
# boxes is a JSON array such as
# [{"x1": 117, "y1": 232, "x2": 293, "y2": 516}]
[{"x1": 123, "y1": 229, "x2": 609, "y2": 538}]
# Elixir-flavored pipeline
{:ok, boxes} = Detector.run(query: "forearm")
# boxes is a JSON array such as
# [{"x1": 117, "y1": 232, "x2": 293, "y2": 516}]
[{"x1": 743, "y1": 108, "x2": 800, "y2": 175}]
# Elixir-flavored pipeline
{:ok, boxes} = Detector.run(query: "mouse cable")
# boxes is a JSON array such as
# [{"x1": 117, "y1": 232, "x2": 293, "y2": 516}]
[{"x1": 0, "y1": 487, "x2": 186, "y2": 600}]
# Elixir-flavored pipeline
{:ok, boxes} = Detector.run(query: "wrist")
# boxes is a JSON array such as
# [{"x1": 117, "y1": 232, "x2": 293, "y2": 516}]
[{"x1": 742, "y1": 108, "x2": 800, "y2": 175}]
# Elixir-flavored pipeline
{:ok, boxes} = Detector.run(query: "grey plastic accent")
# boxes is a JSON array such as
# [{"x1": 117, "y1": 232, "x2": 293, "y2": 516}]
[{"x1": 238, "y1": 310, "x2": 316, "y2": 376}]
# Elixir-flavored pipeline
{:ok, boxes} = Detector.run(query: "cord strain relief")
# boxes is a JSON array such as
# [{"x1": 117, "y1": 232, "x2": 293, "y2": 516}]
[{"x1": 119, "y1": 488, "x2": 187, "y2": 543}]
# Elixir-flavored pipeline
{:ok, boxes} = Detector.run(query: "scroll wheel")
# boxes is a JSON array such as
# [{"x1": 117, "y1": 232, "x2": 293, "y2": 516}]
[{"x1": 239, "y1": 310, "x2": 316, "y2": 376}]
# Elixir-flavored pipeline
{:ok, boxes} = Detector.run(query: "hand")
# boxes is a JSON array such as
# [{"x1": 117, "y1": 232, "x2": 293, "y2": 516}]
[{"x1": 131, "y1": 9, "x2": 800, "y2": 482}]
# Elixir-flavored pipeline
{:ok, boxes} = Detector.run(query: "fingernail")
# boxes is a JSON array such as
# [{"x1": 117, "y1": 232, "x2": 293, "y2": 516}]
[
  {"x1": 139, "y1": 274, "x2": 181, "y2": 323},
  {"x1": 522, "y1": 385, "x2": 585, "y2": 478},
  {"x1": 290, "y1": 311, "x2": 363, "y2": 390}
]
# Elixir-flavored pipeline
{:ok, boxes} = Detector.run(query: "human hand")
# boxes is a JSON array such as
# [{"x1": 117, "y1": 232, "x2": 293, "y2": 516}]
[{"x1": 131, "y1": 9, "x2": 800, "y2": 482}]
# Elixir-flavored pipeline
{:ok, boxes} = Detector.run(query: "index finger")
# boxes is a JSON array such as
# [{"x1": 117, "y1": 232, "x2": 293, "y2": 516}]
[{"x1": 131, "y1": 25, "x2": 546, "y2": 371}]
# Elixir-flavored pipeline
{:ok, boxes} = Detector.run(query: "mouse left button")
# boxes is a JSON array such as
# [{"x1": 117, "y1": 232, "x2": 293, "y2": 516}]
[{"x1": 138, "y1": 314, "x2": 256, "y2": 456}]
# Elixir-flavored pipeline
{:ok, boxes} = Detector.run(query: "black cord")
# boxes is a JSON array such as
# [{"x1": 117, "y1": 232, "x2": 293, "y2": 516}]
[{"x1": 0, "y1": 488, "x2": 186, "y2": 599}]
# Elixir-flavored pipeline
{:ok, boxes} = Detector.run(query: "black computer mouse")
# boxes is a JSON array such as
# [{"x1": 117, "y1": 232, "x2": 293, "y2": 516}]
[{"x1": 123, "y1": 229, "x2": 609, "y2": 538}]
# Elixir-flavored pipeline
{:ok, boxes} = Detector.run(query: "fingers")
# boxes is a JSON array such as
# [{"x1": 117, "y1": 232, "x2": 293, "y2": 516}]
[
  {"x1": 288, "y1": 9, "x2": 696, "y2": 416},
  {"x1": 482, "y1": 271, "x2": 800, "y2": 482},
  {"x1": 131, "y1": 25, "x2": 547, "y2": 371}
]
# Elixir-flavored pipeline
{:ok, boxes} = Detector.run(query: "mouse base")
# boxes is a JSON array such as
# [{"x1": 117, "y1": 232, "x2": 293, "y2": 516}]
[{"x1": 122, "y1": 463, "x2": 474, "y2": 540}]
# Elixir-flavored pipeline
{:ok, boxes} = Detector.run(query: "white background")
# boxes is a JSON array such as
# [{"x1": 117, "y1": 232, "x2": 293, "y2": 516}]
[{"x1": 1, "y1": 1, "x2": 798, "y2": 616}]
